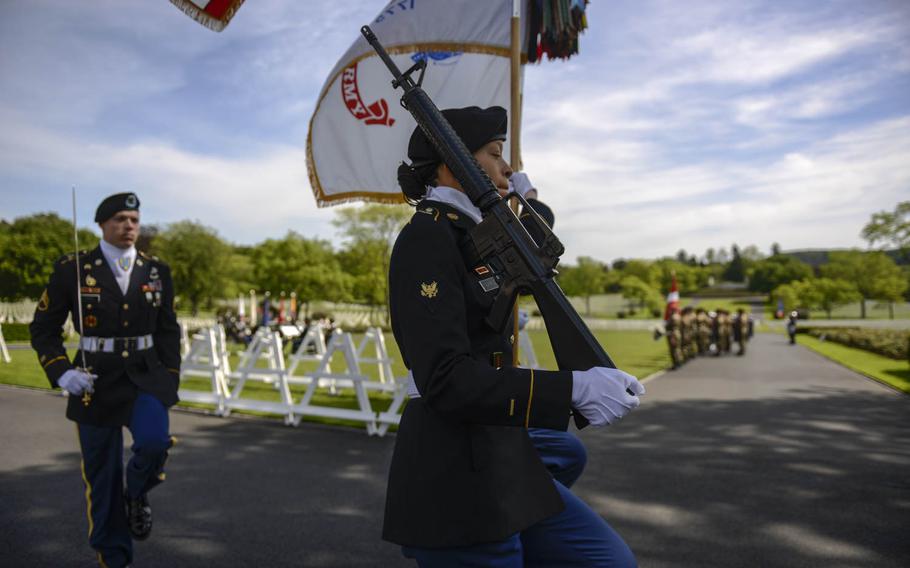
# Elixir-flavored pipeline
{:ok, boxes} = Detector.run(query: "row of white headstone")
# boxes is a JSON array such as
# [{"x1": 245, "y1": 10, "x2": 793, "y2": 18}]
[{"x1": 177, "y1": 324, "x2": 407, "y2": 436}]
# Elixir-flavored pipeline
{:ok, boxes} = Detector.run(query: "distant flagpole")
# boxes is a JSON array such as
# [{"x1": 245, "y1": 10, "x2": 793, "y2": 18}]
[
  {"x1": 511, "y1": 0, "x2": 522, "y2": 365},
  {"x1": 510, "y1": 0, "x2": 522, "y2": 172}
]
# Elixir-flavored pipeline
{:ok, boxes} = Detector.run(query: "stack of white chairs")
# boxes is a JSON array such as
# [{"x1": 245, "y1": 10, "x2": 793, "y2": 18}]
[
  {"x1": 177, "y1": 324, "x2": 410, "y2": 435},
  {"x1": 224, "y1": 327, "x2": 297, "y2": 425},
  {"x1": 286, "y1": 323, "x2": 330, "y2": 380},
  {"x1": 0, "y1": 322, "x2": 11, "y2": 364},
  {"x1": 178, "y1": 324, "x2": 232, "y2": 415},
  {"x1": 290, "y1": 329, "x2": 379, "y2": 435},
  {"x1": 179, "y1": 323, "x2": 191, "y2": 358}
]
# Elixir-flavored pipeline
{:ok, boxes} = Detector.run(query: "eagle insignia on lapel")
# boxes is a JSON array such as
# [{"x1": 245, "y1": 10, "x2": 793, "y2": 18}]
[{"x1": 420, "y1": 281, "x2": 438, "y2": 299}]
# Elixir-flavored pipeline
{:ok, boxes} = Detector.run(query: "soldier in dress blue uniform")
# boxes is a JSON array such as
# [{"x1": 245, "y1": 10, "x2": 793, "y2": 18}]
[
  {"x1": 30, "y1": 193, "x2": 181, "y2": 568},
  {"x1": 385, "y1": 107, "x2": 644, "y2": 567}
]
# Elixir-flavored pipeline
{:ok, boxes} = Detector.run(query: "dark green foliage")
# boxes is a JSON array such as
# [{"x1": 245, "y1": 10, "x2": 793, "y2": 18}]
[
  {"x1": 723, "y1": 244, "x2": 746, "y2": 282},
  {"x1": 1, "y1": 323, "x2": 32, "y2": 342},
  {"x1": 798, "y1": 327, "x2": 909, "y2": 361},
  {"x1": 0, "y1": 213, "x2": 99, "y2": 300},
  {"x1": 749, "y1": 255, "x2": 813, "y2": 293},
  {"x1": 151, "y1": 220, "x2": 233, "y2": 315}
]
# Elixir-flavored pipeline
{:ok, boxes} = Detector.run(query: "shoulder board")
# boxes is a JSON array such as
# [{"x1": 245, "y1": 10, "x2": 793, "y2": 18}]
[{"x1": 57, "y1": 253, "x2": 75, "y2": 264}]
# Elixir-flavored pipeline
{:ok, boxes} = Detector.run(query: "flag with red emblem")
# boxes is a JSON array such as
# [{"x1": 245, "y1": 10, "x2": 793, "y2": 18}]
[
  {"x1": 663, "y1": 273, "x2": 680, "y2": 321},
  {"x1": 169, "y1": 0, "x2": 245, "y2": 32}
]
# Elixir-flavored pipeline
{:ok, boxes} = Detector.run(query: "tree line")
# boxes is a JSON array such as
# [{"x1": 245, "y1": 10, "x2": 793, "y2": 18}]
[
  {"x1": 0, "y1": 205, "x2": 411, "y2": 315},
  {"x1": 2, "y1": 201, "x2": 907, "y2": 319},
  {"x1": 557, "y1": 201, "x2": 910, "y2": 318}
]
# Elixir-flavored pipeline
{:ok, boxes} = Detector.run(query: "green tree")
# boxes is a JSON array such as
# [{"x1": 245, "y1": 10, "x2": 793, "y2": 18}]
[
  {"x1": 747, "y1": 255, "x2": 813, "y2": 293},
  {"x1": 152, "y1": 220, "x2": 232, "y2": 315},
  {"x1": 618, "y1": 259, "x2": 652, "y2": 283},
  {"x1": 0, "y1": 213, "x2": 98, "y2": 300},
  {"x1": 558, "y1": 257, "x2": 608, "y2": 316},
  {"x1": 822, "y1": 251, "x2": 907, "y2": 318},
  {"x1": 723, "y1": 244, "x2": 747, "y2": 282},
  {"x1": 704, "y1": 248, "x2": 716, "y2": 264},
  {"x1": 772, "y1": 280, "x2": 813, "y2": 313},
  {"x1": 861, "y1": 201, "x2": 910, "y2": 262},
  {"x1": 332, "y1": 204, "x2": 411, "y2": 311},
  {"x1": 649, "y1": 260, "x2": 707, "y2": 295},
  {"x1": 249, "y1": 232, "x2": 352, "y2": 314},
  {"x1": 803, "y1": 278, "x2": 861, "y2": 319},
  {"x1": 619, "y1": 275, "x2": 663, "y2": 316}
]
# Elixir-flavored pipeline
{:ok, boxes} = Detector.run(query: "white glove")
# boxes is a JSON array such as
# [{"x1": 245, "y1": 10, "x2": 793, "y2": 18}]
[
  {"x1": 571, "y1": 367, "x2": 645, "y2": 427},
  {"x1": 508, "y1": 172, "x2": 537, "y2": 199},
  {"x1": 58, "y1": 369, "x2": 96, "y2": 396}
]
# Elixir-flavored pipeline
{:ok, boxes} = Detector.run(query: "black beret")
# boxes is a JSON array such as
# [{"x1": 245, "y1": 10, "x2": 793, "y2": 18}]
[
  {"x1": 95, "y1": 192, "x2": 140, "y2": 223},
  {"x1": 407, "y1": 106, "x2": 508, "y2": 166}
]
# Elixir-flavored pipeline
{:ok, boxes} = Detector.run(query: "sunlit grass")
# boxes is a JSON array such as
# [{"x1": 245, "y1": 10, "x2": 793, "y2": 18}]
[
  {"x1": 798, "y1": 335, "x2": 910, "y2": 394},
  {"x1": 1, "y1": 329, "x2": 671, "y2": 429}
]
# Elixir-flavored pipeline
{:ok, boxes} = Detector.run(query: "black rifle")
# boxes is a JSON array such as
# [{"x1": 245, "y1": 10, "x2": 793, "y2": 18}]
[{"x1": 361, "y1": 25, "x2": 620, "y2": 428}]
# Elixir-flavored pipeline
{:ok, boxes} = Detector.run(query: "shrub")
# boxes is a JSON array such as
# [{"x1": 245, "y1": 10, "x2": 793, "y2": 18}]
[
  {"x1": 1, "y1": 322, "x2": 31, "y2": 342},
  {"x1": 798, "y1": 327, "x2": 909, "y2": 360}
]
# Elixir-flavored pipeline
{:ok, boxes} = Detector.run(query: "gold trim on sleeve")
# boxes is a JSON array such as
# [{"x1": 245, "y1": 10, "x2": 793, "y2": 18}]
[
  {"x1": 42, "y1": 355, "x2": 68, "y2": 369},
  {"x1": 524, "y1": 369, "x2": 535, "y2": 428}
]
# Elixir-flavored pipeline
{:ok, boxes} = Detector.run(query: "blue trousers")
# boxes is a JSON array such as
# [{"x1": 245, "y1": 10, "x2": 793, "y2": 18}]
[
  {"x1": 402, "y1": 429, "x2": 636, "y2": 567},
  {"x1": 528, "y1": 428, "x2": 587, "y2": 488},
  {"x1": 76, "y1": 392, "x2": 172, "y2": 568}
]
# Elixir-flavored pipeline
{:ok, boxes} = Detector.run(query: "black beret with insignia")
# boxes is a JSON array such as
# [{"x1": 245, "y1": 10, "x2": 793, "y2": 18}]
[
  {"x1": 407, "y1": 106, "x2": 508, "y2": 167},
  {"x1": 95, "y1": 192, "x2": 140, "y2": 223},
  {"x1": 398, "y1": 106, "x2": 508, "y2": 204}
]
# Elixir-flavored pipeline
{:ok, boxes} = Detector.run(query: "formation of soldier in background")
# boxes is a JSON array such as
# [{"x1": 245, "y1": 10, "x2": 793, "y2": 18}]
[{"x1": 662, "y1": 307, "x2": 753, "y2": 369}]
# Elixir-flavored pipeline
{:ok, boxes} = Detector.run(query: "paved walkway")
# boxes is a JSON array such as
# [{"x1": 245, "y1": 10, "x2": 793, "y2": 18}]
[{"x1": 1, "y1": 334, "x2": 907, "y2": 567}]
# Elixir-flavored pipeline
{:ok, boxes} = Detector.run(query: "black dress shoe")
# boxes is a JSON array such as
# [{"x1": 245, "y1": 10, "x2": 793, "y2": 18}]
[{"x1": 125, "y1": 492, "x2": 152, "y2": 541}]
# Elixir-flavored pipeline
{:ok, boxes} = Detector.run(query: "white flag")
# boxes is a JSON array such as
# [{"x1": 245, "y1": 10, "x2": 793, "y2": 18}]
[{"x1": 307, "y1": 0, "x2": 528, "y2": 207}]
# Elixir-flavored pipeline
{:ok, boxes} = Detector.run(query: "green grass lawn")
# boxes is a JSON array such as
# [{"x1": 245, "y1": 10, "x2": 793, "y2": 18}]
[
  {"x1": 528, "y1": 293, "x2": 761, "y2": 320},
  {"x1": 797, "y1": 334, "x2": 910, "y2": 394},
  {"x1": 805, "y1": 300, "x2": 910, "y2": 320},
  {"x1": 682, "y1": 297, "x2": 755, "y2": 314},
  {"x1": 0, "y1": 329, "x2": 671, "y2": 428}
]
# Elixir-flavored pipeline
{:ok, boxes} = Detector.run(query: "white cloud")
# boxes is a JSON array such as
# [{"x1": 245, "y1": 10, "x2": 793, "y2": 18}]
[
  {"x1": 536, "y1": 116, "x2": 910, "y2": 262},
  {"x1": 1, "y1": 0, "x2": 908, "y2": 266},
  {"x1": 0, "y1": 111, "x2": 336, "y2": 243}
]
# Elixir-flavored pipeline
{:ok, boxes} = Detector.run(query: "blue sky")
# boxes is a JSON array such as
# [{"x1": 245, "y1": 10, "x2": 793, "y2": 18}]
[{"x1": 1, "y1": 0, "x2": 907, "y2": 263}]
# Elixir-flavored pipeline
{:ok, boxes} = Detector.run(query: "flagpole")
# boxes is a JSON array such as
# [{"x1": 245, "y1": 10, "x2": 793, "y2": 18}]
[{"x1": 510, "y1": 0, "x2": 522, "y2": 366}]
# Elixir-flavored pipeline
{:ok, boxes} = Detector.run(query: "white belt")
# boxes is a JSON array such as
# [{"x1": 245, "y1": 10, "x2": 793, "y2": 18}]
[
  {"x1": 405, "y1": 371, "x2": 421, "y2": 399},
  {"x1": 79, "y1": 334, "x2": 154, "y2": 353}
]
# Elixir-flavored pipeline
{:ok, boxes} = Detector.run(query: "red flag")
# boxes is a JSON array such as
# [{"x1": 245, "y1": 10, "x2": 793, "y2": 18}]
[
  {"x1": 663, "y1": 274, "x2": 680, "y2": 321},
  {"x1": 169, "y1": 0, "x2": 245, "y2": 32}
]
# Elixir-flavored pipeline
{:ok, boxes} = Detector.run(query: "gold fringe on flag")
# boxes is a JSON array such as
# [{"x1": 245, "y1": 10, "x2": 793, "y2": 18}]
[{"x1": 169, "y1": 0, "x2": 246, "y2": 33}]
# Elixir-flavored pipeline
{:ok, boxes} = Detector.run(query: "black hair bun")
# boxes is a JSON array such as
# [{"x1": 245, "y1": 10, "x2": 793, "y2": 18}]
[{"x1": 397, "y1": 162, "x2": 427, "y2": 205}]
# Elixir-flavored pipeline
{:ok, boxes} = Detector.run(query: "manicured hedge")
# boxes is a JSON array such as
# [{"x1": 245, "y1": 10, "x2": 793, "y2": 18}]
[
  {"x1": 1, "y1": 322, "x2": 31, "y2": 342},
  {"x1": 798, "y1": 326, "x2": 909, "y2": 362}
]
